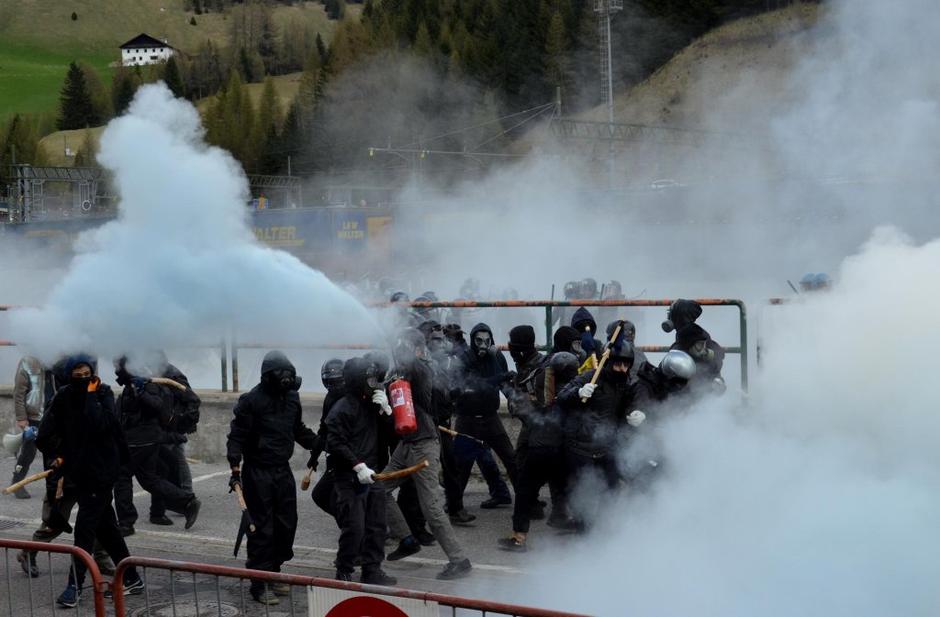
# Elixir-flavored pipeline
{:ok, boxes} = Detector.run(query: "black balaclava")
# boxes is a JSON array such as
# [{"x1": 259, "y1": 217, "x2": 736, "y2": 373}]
[
  {"x1": 662, "y1": 299, "x2": 703, "y2": 333},
  {"x1": 343, "y1": 357, "x2": 377, "y2": 399},
  {"x1": 508, "y1": 325, "x2": 537, "y2": 365}
]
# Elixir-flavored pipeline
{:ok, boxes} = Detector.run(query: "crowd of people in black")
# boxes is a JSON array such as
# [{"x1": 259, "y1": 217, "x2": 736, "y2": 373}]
[{"x1": 5, "y1": 297, "x2": 726, "y2": 608}]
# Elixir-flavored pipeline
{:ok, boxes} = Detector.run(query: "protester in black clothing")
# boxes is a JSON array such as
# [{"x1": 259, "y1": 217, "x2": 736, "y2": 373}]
[
  {"x1": 499, "y1": 351, "x2": 579, "y2": 551},
  {"x1": 309, "y1": 358, "x2": 345, "y2": 517},
  {"x1": 606, "y1": 320, "x2": 647, "y2": 379},
  {"x1": 558, "y1": 339, "x2": 645, "y2": 493},
  {"x1": 226, "y1": 351, "x2": 316, "y2": 605},
  {"x1": 326, "y1": 357, "x2": 395, "y2": 585},
  {"x1": 634, "y1": 350, "x2": 697, "y2": 415},
  {"x1": 571, "y1": 307, "x2": 605, "y2": 368},
  {"x1": 36, "y1": 355, "x2": 144, "y2": 609},
  {"x1": 552, "y1": 325, "x2": 585, "y2": 361},
  {"x1": 113, "y1": 355, "x2": 200, "y2": 535},
  {"x1": 672, "y1": 323, "x2": 726, "y2": 395},
  {"x1": 452, "y1": 323, "x2": 517, "y2": 508}
]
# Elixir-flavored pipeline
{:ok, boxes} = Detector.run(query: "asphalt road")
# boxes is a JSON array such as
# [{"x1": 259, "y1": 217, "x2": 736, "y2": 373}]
[{"x1": 0, "y1": 453, "x2": 582, "y2": 617}]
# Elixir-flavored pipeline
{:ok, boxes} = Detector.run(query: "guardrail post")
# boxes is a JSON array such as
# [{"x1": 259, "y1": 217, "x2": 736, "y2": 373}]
[
  {"x1": 544, "y1": 306, "x2": 553, "y2": 347},
  {"x1": 737, "y1": 300, "x2": 748, "y2": 391},
  {"x1": 232, "y1": 335, "x2": 240, "y2": 393},
  {"x1": 220, "y1": 339, "x2": 228, "y2": 392}
]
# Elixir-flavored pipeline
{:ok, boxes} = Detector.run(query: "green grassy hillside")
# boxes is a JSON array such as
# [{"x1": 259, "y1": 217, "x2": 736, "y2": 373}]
[{"x1": 0, "y1": 0, "x2": 340, "y2": 120}]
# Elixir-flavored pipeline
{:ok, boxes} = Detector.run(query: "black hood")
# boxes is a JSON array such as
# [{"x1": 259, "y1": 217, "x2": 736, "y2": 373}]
[
  {"x1": 343, "y1": 357, "x2": 374, "y2": 398},
  {"x1": 552, "y1": 326, "x2": 579, "y2": 353},
  {"x1": 469, "y1": 322, "x2": 493, "y2": 341},
  {"x1": 570, "y1": 307, "x2": 597, "y2": 334},
  {"x1": 261, "y1": 351, "x2": 296, "y2": 376}
]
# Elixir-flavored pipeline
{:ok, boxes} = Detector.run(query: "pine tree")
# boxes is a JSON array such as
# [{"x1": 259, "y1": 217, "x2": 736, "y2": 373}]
[
  {"x1": 72, "y1": 129, "x2": 99, "y2": 168},
  {"x1": 164, "y1": 56, "x2": 186, "y2": 98},
  {"x1": 111, "y1": 67, "x2": 139, "y2": 115},
  {"x1": 79, "y1": 62, "x2": 112, "y2": 123},
  {"x1": 57, "y1": 62, "x2": 98, "y2": 130},
  {"x1": 0, "y1": 114, "x2": 48, "y2": 169},
  {"x1": 413, "y1": 21, "x2": 433, "y2": 56}
]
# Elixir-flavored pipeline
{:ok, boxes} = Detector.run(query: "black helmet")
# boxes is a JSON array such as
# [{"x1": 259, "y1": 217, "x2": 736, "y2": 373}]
[
  {"x1": 563, "y1": 281, "x2": 580, "y2": 298},
  {"x1": 343, "y1": 357, "x2": 377, "y2": 398},
  {"x1": 608, "y1": 340, "x2": 635, "y2": 365},
  {"x1": 363, "y1": 351, "x2": 390, "y2": 382},
  {"x1": 321, "y1": 358, "x2": 345, "y2": 391},
  {"x1": 549, "y1": 351, "x2": 580, "y2": 386}
]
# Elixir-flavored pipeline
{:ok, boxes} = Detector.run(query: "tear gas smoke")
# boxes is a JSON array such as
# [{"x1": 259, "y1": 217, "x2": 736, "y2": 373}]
[
  {"x1": 8, "y1": 84, "x2": 378, "y2": 371},
  {"x1": 474, "y1": 0, "x2": 940, "y2": 615}
]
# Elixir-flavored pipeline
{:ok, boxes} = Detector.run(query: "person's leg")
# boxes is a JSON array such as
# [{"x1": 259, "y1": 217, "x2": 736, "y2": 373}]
[
  {"x1": 510, "y1": 452, "x2": 539, "y2": 535},
  {"x1": 360, "y1": 484, "x2": 388, "y2": 575},
  {"x1": 242, "y1": 465, "x2": 276, "y2": 595},
  {"x1": 11, "y1": 420, "x2": 39, "y2": 485},
  {"x1": 113, "y1": 463, "x2": 138, "y2": 528},
  {"x1": 397, "y1": 479, "x2": 429, "y2": 538},
  {"x1": 133, "y1": 444, "x2": 195, "y2": 514},
  {"x1": 438, "y1": 432, "x2": 465, "y2": 513},
  {"x1": 410, "y1": 441, "x2": 466, "y2": 563},
  {"x1": 475, "y1": 446, "x2": 512, "y2": 501},
  {"x1": 333, "y1": 477, "x2": 367, "y2": 575},
  {"x1": 482, "y1": 416, "x2": 518, "y2": 488},
  {"x1": 91, "y1": 496, "x2": 139, "y2": 584},
  {"x1": 70, "y1": 491, "x2": 110, "y2": 590},
  {"x1": 271, "y1": 466, "x2": 297, "y2": 570},
  {"x1": 311, "y1": 469, "x2": 337, "y2": 518},
  {"x1": 452, "y1": 417, "x2": 479, "y2": 496},
  {"x1": 382, "y1": 446, "x2": 412, "y2": 542}
]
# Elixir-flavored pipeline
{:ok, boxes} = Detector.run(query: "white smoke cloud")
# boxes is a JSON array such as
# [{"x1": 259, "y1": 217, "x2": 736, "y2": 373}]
[
  {"x1": 485, "y1": 1, "x2": 940, "y2": 615},
  {"x1": 9, "y1": 84, "x2": 378, "y2": 370}
]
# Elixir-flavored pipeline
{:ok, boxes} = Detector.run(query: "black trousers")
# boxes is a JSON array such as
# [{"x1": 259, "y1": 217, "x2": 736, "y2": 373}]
[
  {"x1": 242, "y1": 464, "x2": 297, "y2": 586},
  {"x1": 455, "y1": 415, "x2": 518, "y2": 494},
  {"x1": 11, "y1": 420, "x2": 40, "y2": 483},
  {"x1": 515, "y1": 428, "x2": 567, "y2": 516},
  {"x1": 70, "y1": 488, "x2": 139, "y2": 588},
  {"x1": 566, "y1": 450, "x2": 621, "y2": 491},
  {"x1": 438, "y1": 431, "x2": 465, "y2": 512},
  {"x1": 114, "y1": 444, "x2": 194, "y2": 526},
  {"x1": 311, "y1": 469, "x2": 336, "y2": 518},
  {"x1": 512, "y1": 446, "x2": 568, "y2": 533},
  {"x1": 333, "y1": 475, "x2": 386, "y2": 575},
  {"x1": 398, "y1": 479, "x2": 428, "y2": 538},
  {"x1": 151, "y1": 443, "x2": 192, "y2": 518}
]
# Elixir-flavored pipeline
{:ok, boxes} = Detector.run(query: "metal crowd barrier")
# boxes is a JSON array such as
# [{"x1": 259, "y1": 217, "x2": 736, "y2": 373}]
[
  {"x1": 0, "y1": 538, "x2": 107, "y2": 617},
  {"x1": 112, "y1": 557, "x2": 591, "y2": 617},
  {"x1": 229, "y1": 298, "x2": 749, "y2": 392}
]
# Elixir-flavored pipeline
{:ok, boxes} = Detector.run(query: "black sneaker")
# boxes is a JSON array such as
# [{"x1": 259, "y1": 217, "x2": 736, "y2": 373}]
[
  {"x1": 414, "y1": 529, "x2": 436, "y2": 546},
  {"x1": 361, "y1": 570, "x2": 397, "y2": 586},
  {"x1": 449, "y1": 510, "x2": 476, "y2": 526},
  {"x1": 17, "y1": 551, "x2": 38, "y2": 578},
  {"x1": 335, "y1": 570, "x2": 353, "y2": 582},
  {"x1": 119, "y1": 524, "x2": 135, "y2": 537},
  {"x1": 149, "y1": 515, "x2": 173, "y2": 526},
  {"x1": 497, "y1": 536, "x2": 527, "y2": 552},
  {"x1": 386, "y1": 537, "x2": 421, "y2": 561},
  {"x1": 184, "y1": 498, "x2": 201, "y2": 530},
  {"x1": 251, "y1": 589, "x2": 280, "y2": 605},
  {"x1": 480, "y1": 496, "x2": 512, "y2": 509},
  {"x1": 437, "y1": 558, "x2": 472, "y2": 580},
  {"x1": 56, "y1": 583, "x2": 80, "y2": 608}
]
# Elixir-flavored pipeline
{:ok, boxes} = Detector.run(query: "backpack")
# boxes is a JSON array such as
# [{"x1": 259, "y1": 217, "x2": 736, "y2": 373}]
[{"x1": 164, "y1": 386, "x2": 201, "y2": 434}]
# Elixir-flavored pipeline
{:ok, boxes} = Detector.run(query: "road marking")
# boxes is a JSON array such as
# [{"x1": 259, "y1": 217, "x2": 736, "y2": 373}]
[
  {"x1": 132, "y1": 469, "x2": 230, "y2": 498},
  {"x1": 0, "y1": 514, "x2": 522, "y2": 574}
]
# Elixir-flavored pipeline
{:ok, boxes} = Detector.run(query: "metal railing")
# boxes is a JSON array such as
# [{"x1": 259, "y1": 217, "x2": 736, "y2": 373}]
[
  {"x1": 0, "y1": 538, "x2": 107, "y2": 617},
  {"x1": 112, "y1": 556, "x2": 591, "y2": 617}
]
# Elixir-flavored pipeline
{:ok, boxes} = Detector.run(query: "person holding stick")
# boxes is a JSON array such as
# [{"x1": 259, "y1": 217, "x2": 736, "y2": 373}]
[
  {"x1": 557, "y1": 328, "x2": 646, "y2": 522},
  {"x1": 226, "y1": 351, "x2": 315, "y2": 606},
  {"x1": 326, "y1": 356, "x2": 396, "y2": 585},
  {"x1": 381, "y1": 330, "x2": 473, "y2": 580},
  {"x1": 35, "y1": 354, "x2": 144, "y2": 608}
]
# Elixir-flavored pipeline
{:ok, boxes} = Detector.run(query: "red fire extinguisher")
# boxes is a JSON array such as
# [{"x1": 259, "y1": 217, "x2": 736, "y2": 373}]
[{"x1": 388, "y1": 379, "x2": 417, "y2": 435}]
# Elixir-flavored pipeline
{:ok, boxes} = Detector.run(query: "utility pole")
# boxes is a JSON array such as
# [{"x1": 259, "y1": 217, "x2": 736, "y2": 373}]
[{"x1": 595, "y1": 0, "x2": 622, "y2": 189}]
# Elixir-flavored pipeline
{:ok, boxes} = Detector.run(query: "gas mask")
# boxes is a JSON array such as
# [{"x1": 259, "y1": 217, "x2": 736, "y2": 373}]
[
  {"x1": 473, "y1": 332, "x2": 493, "y2": 357},
  {"x1": 428, "y1": 333, "x2": 448, "y2": 354},
  {"x1": 271, "y1": 368, "x2": 302, "y2": 392},
  {"x1": 365, "y1": 365, "x2": 381, "y2": 391},
  {"x1": 510, "y1": 349, "x2": 530, "y2": 364},
  {"x1": 571, "y1": 340, "x2": 586, "y2": 363},
  {"x1": 688, "y1": 340, "x2": 714, "y2": 362}
]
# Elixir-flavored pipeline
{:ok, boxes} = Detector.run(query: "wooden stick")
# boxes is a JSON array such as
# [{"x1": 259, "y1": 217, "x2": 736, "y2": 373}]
[
  {"x1": 437, "y1": 425, "x2": 487, "y2": 446},
  {"x1": 581, "y1": 322, "x2": 624, "y2": 402},
  {"x1": 3, "y1": 457, "x2": 62, "y2": 495},
  {"x1": 373, "y1": 460, "x2": 429, "y2": 482},
  {"x1": 232, "y1": 483, "x2": 256, "y2": 532},
  {"x1": 150, "y1": 377, "x2": 187, "y2": 391},
  {"x1": 300, "y1": 467, "x2": 314, "y2": 491}
]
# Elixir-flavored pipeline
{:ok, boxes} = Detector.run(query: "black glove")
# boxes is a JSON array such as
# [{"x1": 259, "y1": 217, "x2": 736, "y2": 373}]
[
  {"x1": 228, "y1": 468, "x2": 241, "y2": 493},
  {"x1": 306, "y1": 452, "x2": 318, "y2": 470}
]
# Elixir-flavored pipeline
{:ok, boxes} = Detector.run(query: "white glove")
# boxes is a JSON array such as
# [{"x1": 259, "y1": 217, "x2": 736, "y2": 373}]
[
  {"x1": 353, "y1": 462, "x2": 375, "y2": 485},
  {"x1": 578, "y1": 383, "x2": 597, "y2": 399},
  {"x1": 627, "y1": 410, "x2": 646, "y2": 427},
  {"x1": 372, "y1": 390, "x2": 392, "y2": 415},
  {"x1": 712, "y1": 377, "x2": 727, "y2": 395}
]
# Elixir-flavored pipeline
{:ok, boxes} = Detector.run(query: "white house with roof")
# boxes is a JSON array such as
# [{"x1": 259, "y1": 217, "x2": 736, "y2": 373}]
[{"x1": 120, "y1": 33, "x2": 174, "y2": 67}]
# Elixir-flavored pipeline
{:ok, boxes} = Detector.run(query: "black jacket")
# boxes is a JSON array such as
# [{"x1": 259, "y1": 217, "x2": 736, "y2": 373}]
[
  {"x1": 309, "y1": 388, "x2": 344, "y2": 467},
  {"x1": 37, "y1": 384, "x2": 128, "y2": 491},
  {"x1": 117, "y1": 380, "x2": 174, "y2": 446},
  {"x1": 505, "y1": 351, "x2": 546, "y2": 421},
  {"x1": 454, "y1": 323, "x2": 509, "y2": 418},
  {"x1": 226, "y1": 384, "x2": 317, "y2": 468},
  {"x1": 325, "y1": 393, "x2": 383, "y2": 472},
  {"x1": 558, "y1": 370, "x2": 638, "y2": 457}
]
